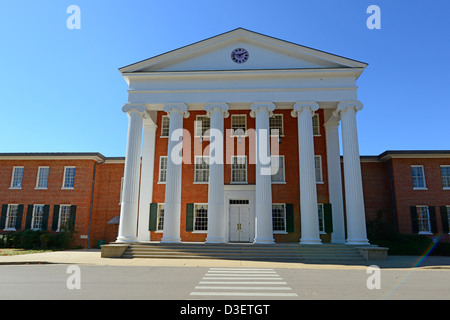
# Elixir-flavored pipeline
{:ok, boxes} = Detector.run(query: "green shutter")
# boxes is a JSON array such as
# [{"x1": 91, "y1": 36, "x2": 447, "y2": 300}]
[
  {"x1": 285, "y1": 204, "x2": 294, "y2": 232},
  {"x1": 440, "y1": 206, "x2": 449, "y2": 234},
  {"x1": 68, "y1": 205, "x2": 77, "y2": 231},
  {"x1": 41, "y1": 205, "x2": 50, "y2": 231},
  {"x1": 25, "y1": 205, "x2": 34, "y2": 229},
  {"x1": 324, "y1": 203, "x2": 333, "y2": 234},
  {"x1": 52, "y1": 205, "x2": 60, "y2": 231},
  {"x1": 186, "y1": 203, "x2": 194, "y2": 232},
  {"x1": 410, "y1": 206, "x2": 419, "y2": 233},
  {"x1": 149, "y1": 203, "x2": 158, "y2": 231},
  {"x1": 15, "y1": 205, "x2": 24, "y2": 230},
  {"x1": 429, "y1": 206, "x2": 437, "y2": 234},
  {"x1": 0, "y1": 205, "x2": 7, "y2": 229}
]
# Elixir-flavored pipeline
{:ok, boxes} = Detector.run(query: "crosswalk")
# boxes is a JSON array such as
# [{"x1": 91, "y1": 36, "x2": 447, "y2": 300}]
[{"x1": 190, "y1": 268, "x2": 298, "y2": 298}]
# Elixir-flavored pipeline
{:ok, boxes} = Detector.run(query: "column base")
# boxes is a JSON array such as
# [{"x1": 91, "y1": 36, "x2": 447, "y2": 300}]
[
  {"x1": 300, "y1": 238, "x2": 322, "y2": 245},
  {"x1": 160, "y1": 237, "x2": 182, "y2": 244},
  {"x1": 205, "y1": 238, "x2": 226, "y2": 244},
  {"x1": 253, "y1": 238, "x2": 275, "y2": 245},
  {"x1": 346, "y1": 239, "x2": 370, "y2": 246},
  {"x1": 116, "y1": 236, "x2": 138, "y2": 243}
]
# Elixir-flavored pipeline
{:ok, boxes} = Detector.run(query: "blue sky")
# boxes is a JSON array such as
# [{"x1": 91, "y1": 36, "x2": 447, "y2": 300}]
[{"x1": 0, "y1": 0, "x2": 449, "y2": 157}]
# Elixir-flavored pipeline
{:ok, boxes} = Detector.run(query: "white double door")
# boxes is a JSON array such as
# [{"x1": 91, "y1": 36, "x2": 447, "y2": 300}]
[{"x1": 229, "y1": 204, "x2": 251, "y2": 242}]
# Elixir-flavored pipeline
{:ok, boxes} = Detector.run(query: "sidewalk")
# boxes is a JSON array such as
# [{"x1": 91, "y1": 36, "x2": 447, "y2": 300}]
[{"x1": 1, "y1": 249, "x2": 449, "y2": 269}]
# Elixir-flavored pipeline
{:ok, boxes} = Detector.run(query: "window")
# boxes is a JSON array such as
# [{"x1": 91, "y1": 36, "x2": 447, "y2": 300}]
[
  {"x1": 315, "y1": 155, "x2": 323, "y2": 183},
  {"x1": 441, "y1": 166, "x2": 450, "y2": 189},
  {"x1": 318, "y1": 204, "x2": 325, "y2": 233},
  {"x1": 10, "y1": 167, "x2": 24, "y2": 189},
  {"x1": 231, "y1": 115, "x2": 247, "y2": 136},
  {"x1": 157, "y1": 204, "x2": 164, "y2": 232},
  {"x1": 231, "y1": 156, "x2": 247, "y2": 183},
  {"x1": 58, "y1": 205, "x2": 71, "y2": 232},
  {"x1": 195, "y1": 115, "x2": 210, "y2": 137},
  {"x1": 160, "y1": 115, "x2": 170, "y2": 137},
  {"x1": 272, "y1": 204, "x2": 286, "y2": 233},
  {"x1": 5, "y1": 204, "x2": 19, "y2": 230},
  {"x1": 36, "y1": 167, "x2": 49, "y2": 189},
  {"x1": 31, "y1": 205, "x2": 45, "y2": 230},
  {"x1": 271, "y1": 156, "x2": 285, "y2": 183},
  {"x1": 269, "y1": 114, "x2": 284, "y2": 136},
  {"x1": 194, "y1": 204, "x2": 208, "y2": 232},
  {"x1": 411, "y1": 165, "x2": 426, "y2": 189},
  {"x1": 313, "y1": 114, "x2": 320, "y2": 136},
  {"x1": 194, "y1": 156, "x2": 209, "y2": 182},
  {"x1": 63, "y1": 167, "x2": 76, "y2": 189},
  {"x1": 159, "y1": 156, "x2": 168, "y2": 182},
  {"x1": 447, "y1": 206, "x2": 450, "y2": 233},
  {"x1": 416, "y1": 206, "x2": 431, "y2": 234}
]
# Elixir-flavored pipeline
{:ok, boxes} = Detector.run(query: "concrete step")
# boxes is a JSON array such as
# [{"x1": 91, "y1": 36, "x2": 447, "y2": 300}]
[{"x1": 121, "y1": 242, "x2": 366, "y2": 262}]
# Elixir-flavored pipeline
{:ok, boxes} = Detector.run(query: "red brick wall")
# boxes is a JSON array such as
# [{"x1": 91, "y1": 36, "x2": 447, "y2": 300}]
[
  {"x1": 390, "y1": 158, "x2": 450, "y2": 242},
  {"x1": 0, "y1": 159, "x2": 96, "y2": 247}
]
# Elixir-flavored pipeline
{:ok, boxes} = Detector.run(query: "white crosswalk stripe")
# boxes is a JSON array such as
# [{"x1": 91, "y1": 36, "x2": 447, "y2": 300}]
[{"x1": 190, "y1": 268, "x2": 298, "y2": 298}]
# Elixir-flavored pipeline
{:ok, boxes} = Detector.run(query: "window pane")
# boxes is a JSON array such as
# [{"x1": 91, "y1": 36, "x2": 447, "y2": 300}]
[
  {"x1": 58, "y1": 205, "x2": 71, "y2": 231},
  {"x1": 12, "y1": 167, "x2": 24, "y2": 188},
  {"x1": 272, "y1": 204, "x2": 286, "y2": 232},
  {"x1": 194, "y1": 157, "x2": 209, "y2": 182},
  {"x1": 231, "y1": 115, "x2": 246, "y2": 136},
  {"x1": 271, "y1": 156, "x2": 284, "y2": 182},
  {"x1": 312, "y1": 114, "x2": 320, "y2": 135},
  {"x1": 412, "y1": 166, "x2": 425, "y2": 188},
  {"x1": 159, "y1": 157, "x2": 167, "y2": 182},
  {"x1": 32, "y1": 205, "x2": 44, "y2": 230},
  {"x1": 315, "y1": 156, "x2": 322, "y2": 182},
  {"x1": 6, "y1": 205, "x2": 19, "y2": 229},
  {"x1": 417, "y1": 206, "x2": 431, "y2": 233},
  {"x1": 318, "y1": 204, "x2": 324, "y2": 233},
  {"x1": 161, "y1": 116, "x2": 170, "y2": 137},
  {"x1": 157, "y1": 204, "x2": 164, "y2": 231},
  {"x1": 269, "y1": 115, "x2": 283, "y2": 136},
  {"x1": 441, "y1": 166, "x2": 450, "y2": 188},
  {"x1": 37, "y1": 167, "x2": 49, "y2": 188},
  {"x1": 231, "y1": 156, "x2": 246, "y2": 182},
  {"x1": 194, "y1": 204, "x2": 208, "y2": 231},
  {"x1": 64, "y1": 167, "x2": 76, "y2": 188},
  {"x1": 196, "y1": 116, "x2": 210, "y2": 137}
]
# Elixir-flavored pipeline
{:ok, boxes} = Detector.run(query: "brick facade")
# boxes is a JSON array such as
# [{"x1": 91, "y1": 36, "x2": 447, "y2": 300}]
[{"x1": 1, "y1": 148, "x2": 449, "y2": 247}]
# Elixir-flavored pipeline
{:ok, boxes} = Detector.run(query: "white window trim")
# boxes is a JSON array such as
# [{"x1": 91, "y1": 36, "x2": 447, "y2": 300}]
[
  {"x1": 315, "y1": 155, "x2": 324, "y2": 184},
  {"x1": 62, "y1": 166, "x2": 76, "y2": 189},
  {"x1": 160, "y1": 115, "x2": 170, "y2": 138},
  {"x1": 272, "y1": 203, "x2": 287, "y2": 234},
  {"x1": 441, "y1": 165, "x2": 450, "y2": 190},
  {"x1": 192, "y1": 203, "x2": 208, "y2": 233},
  {"x1": 35, "y1": 166, "x2": 49, "y2": 190},
  {"x1": 57, "y1": 204, "x2": 71, "y2": 232},
  {"x1": 158, "y1": 156, "x2": 168, "y2": 184},
  {"x1": 31, "y1": 204, "x2": 45, "y2": 230},
  {"x1": 194, "y1": 115, "x2": 210, "y2": 138},
  {"x1": 10, "y1": 166, "x2": 24, "y2": 189},
  {"x1": 156, "y1": 203, "x2": 165, "y2": 233},
  {"x1": 194, "y1": 156, "x2": 209, "y2": 184},
  {"x1": 412, "y1": 165, "x2": 427, "y2": 190},
  {"x1": 313, "y1": 113, "x2": 321, "y2": 136},
  {"x1": 4, "y1": 204, "x2": 19, "y2": 231},
  {"x1": 271, "y1": 155, "x2": 286, "y2": 184},
  {"x1": 416, "y1": 205, "x2": 432, "y2": 235},
  {"x1": 318, "y1": 203, "x2": 325, "y2": 234},
  {"x1": 230, "y1": 114, "x2": 248, "y2": 137},
  {"x1": 269, "y1": 114, "x2": 284, "y2": 137},
  {"x1": 230, "y1": 155, "x2": 248, "y2": 184}
]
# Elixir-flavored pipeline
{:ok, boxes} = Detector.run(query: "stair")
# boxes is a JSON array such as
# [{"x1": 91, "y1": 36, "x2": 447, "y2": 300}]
[{"x1": 121, "y1": 242, "x2": 367, "y2": 262}]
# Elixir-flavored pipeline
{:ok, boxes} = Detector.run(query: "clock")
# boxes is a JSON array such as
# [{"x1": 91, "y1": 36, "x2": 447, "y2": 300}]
[{"x1": 231, "y1": 48, "x2": 249, "y2": 64}]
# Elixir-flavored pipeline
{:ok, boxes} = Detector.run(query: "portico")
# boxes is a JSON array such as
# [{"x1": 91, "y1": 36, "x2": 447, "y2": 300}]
[{"x1": 115, "y1": 28, "x2": 369, "y2": 246}]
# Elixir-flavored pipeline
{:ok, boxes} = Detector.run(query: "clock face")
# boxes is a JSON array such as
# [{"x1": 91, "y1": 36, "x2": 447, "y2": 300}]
[{"x1": 231, "y1": 48, "x2": 249, "y2": 64}]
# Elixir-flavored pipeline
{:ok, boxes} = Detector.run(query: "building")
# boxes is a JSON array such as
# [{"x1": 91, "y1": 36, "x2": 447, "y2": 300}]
[{"x1": 1, "y1": 29, "x2": 449, "y2": 248}]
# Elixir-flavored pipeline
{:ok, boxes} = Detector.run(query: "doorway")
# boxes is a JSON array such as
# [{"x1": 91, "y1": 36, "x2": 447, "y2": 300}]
[{"x1": 228, "y1": 200, "x2": 251, "y2": 242}]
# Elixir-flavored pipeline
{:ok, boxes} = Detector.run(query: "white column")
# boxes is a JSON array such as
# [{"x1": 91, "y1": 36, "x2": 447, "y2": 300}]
[
  {"x1": 161, "y1": 104, "x2": 189, "y2": 243},
  {"x1": 205, "y1": 103, "x2": 229, "y2": 244},
  {"x1": 292, "y1": 102, "x2": 322, "y2": 245},
  {"x1": 250, "y1": 102, "x2": 275, "y2": 244},
  {"x1": 324, "y1": 118, "x2": 346, "y2": 244},
  {"x1": 117, "y1": 104, "x2": 146, "y2": 243},
  {"x1": 137, "y1": 118, "x2": 157, "y2": 242},
  {"x1": 336, "y1": 101, "x2": 369, "y2": 245}
]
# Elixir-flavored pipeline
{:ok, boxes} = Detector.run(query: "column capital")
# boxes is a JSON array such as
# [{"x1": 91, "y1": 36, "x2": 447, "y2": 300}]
[
  {"x1": 122, "y1": 104, "x2": 149, "y2": 118},
  {"x1": 291, "y1": 101, "x2": 319, "y2": 118},
  {"x1": 250, "y1": 102, "x2": 275, "y2": 118},
  {"x1": 336, "y1": 101, "x2": 363, "y2": 114},
  {"x1": 164, "y1": 103, "x2": 190, "y2": 118},
  {"x1": 205, "y1": 103, "x2": 229, "y2": 118}
]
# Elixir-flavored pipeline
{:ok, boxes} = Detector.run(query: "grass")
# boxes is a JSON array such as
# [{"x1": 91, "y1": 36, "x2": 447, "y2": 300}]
[{"x1": 0, "y1": 248, "x2": 52, "y2": 256}]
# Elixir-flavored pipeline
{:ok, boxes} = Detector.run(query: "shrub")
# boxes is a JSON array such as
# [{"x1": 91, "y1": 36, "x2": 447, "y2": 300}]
[{"x1": 0, "y1": 229, "x2": 75, "y2": 250}]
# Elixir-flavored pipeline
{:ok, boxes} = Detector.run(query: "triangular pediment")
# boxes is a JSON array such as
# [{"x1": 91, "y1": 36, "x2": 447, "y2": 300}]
[{"x1": 119, "y1": 28, "x2": 367, "y2": 74}]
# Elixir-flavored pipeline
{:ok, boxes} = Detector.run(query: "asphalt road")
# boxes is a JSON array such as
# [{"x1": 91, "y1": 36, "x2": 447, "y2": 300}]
[{"x1": 0, "y1": 264, "x2": 449, "y2": 301}]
